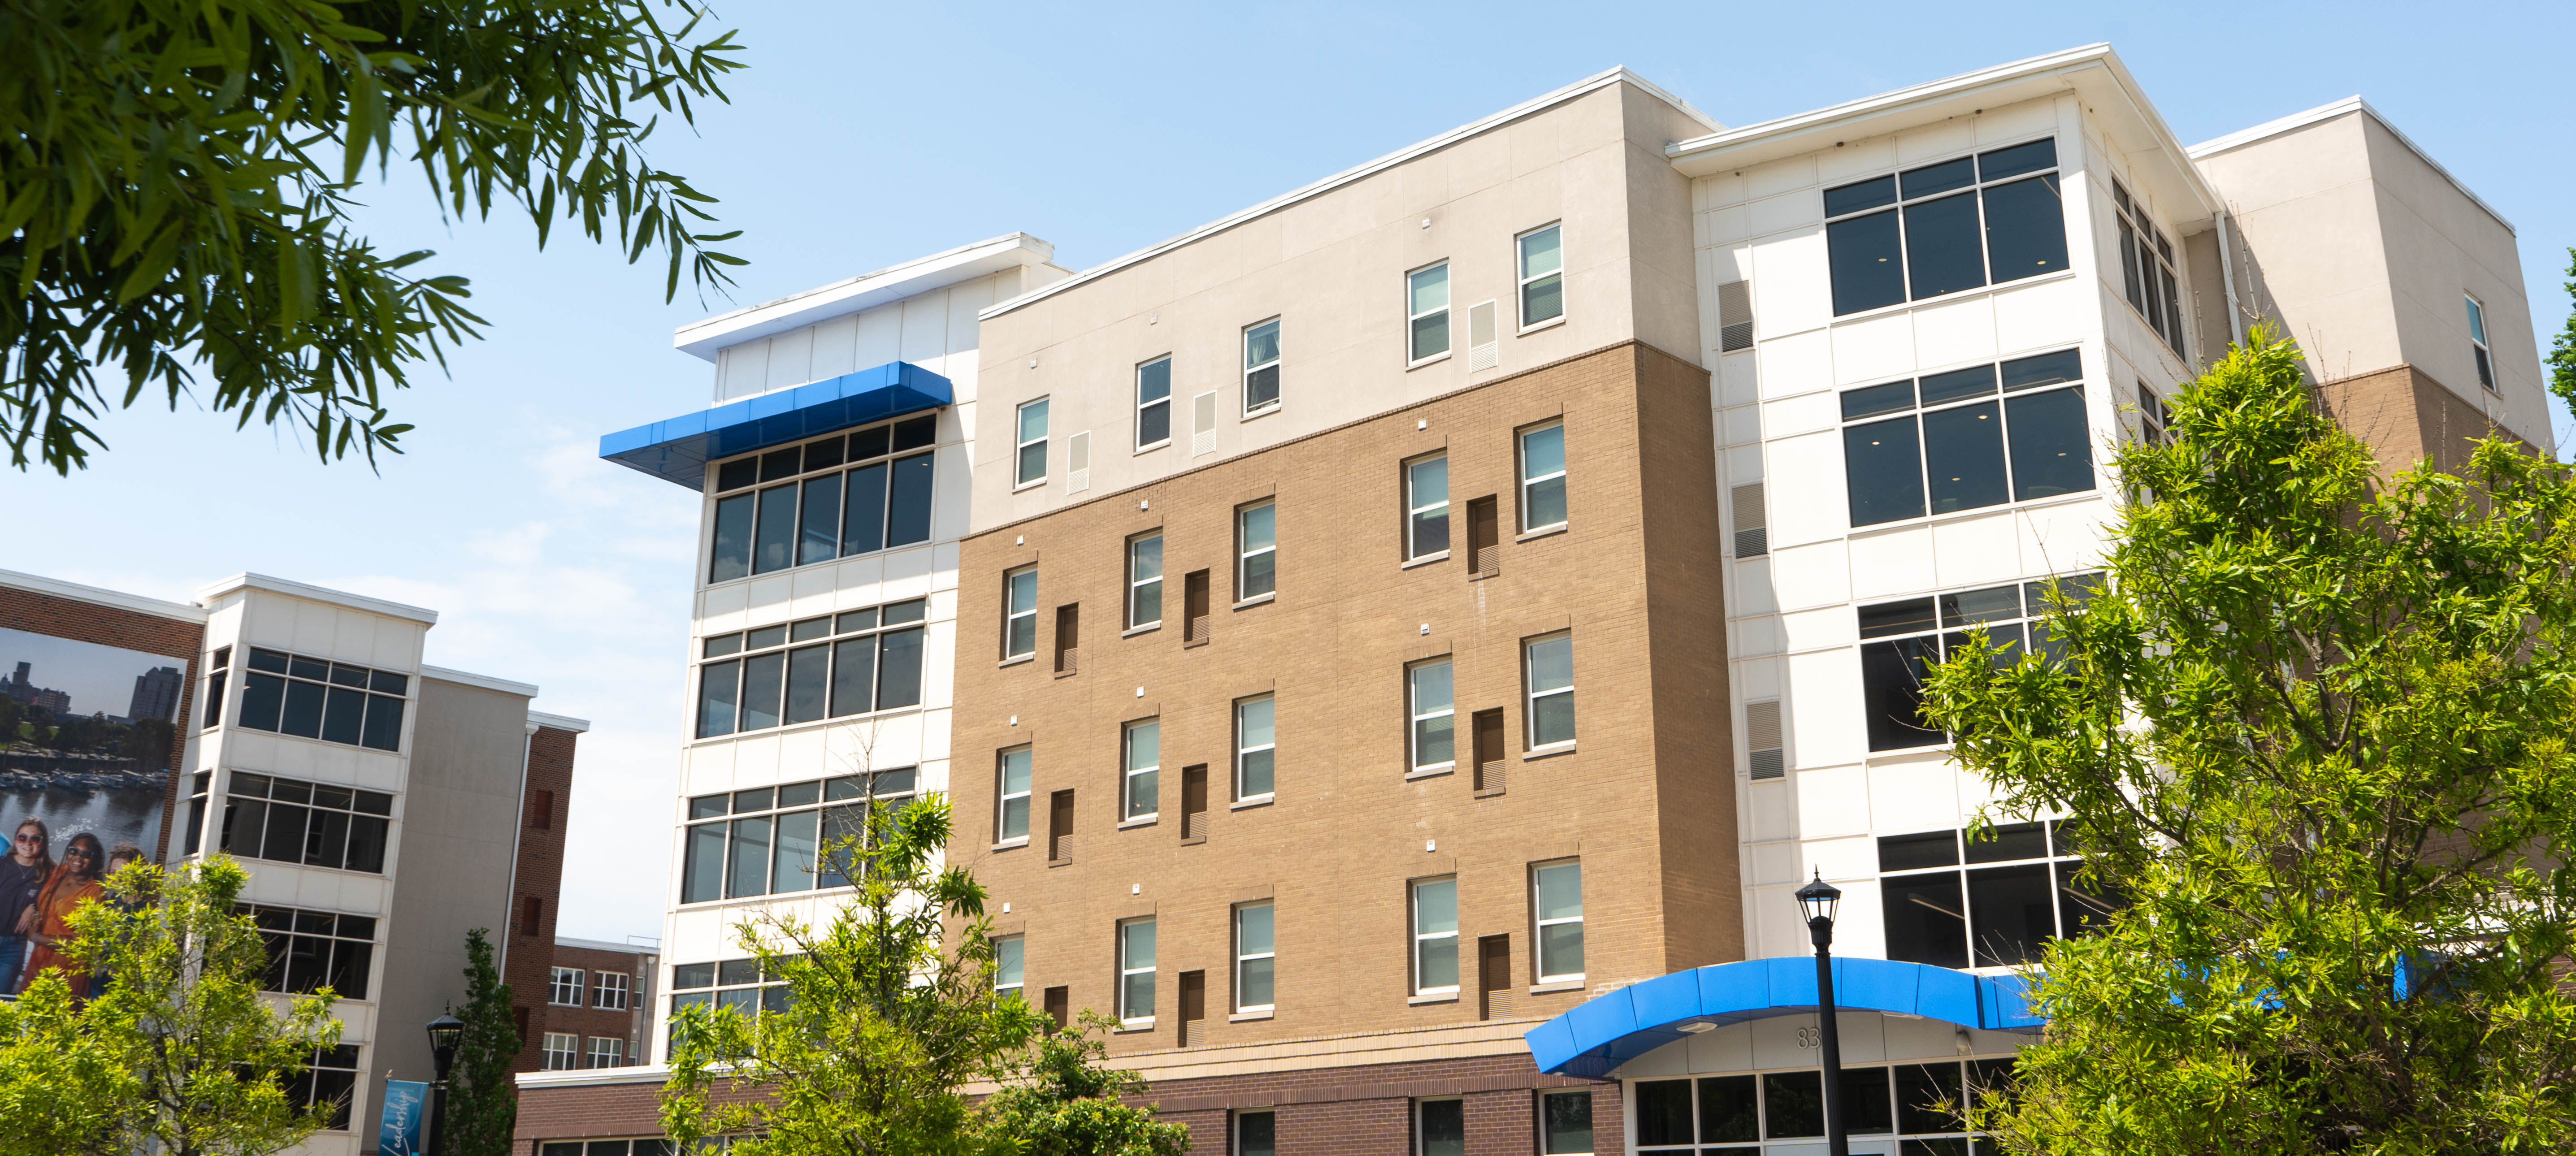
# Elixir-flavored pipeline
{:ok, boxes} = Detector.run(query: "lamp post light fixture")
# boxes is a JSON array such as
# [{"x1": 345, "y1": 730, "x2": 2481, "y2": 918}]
[
  {"x1": 425, "y1": 1009, "x2": 465, "y2": 1156},
  {"x1": 1795, "y1": 870, "x2": 1850, "y2": 1156}
]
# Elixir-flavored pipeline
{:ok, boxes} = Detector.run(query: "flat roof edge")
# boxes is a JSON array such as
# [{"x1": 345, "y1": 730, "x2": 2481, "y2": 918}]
[
  {"x1": 422, "y1": 664, "x2": 540, "y2": 698},
  {"x1": 675, "y1": 233, "x2": 1057, "y2": 361},
  {"x1": 1667, "y1": 43, "x2": 2112, "y2": 164},
  {"x1": 2187, "y1": 96, "x2": 2515, "y2": 236},
  {"x1": 196, "y1": 573, "x2": 439, "y2": 625},
  {"x1": 528, "y1": 709, "x2": 592, "y2": 733},
  {"x1": 0, "y1": 568, "x2": 206, "y2": 624}
]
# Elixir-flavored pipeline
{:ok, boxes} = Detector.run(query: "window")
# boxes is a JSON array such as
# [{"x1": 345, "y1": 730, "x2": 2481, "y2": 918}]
[
  {"x1": 1235, "y1": 696, "x2": 1275, "y2": 800},
  {"x1": 1408, "y1": 262, "x2": 1451, "y2": 362},
  {"x1": 1416, "y1": 1098, "x2": 1465, "y2": 1156},
  {"x1": 2466, "y1": 294, "x2": 2496, "y2": 390},
  {"x1": 586, "y1": 1037, "x2": 628, "y2": 1068},
  {"x1": 706, "y1": 413, "x2": 940, "y2": 583},
  {"x1": 994, "y1": 935, "x2": 1024, "y2": 998},
  {"x1": 1730, "y1": 482, "x2": 1766, "y2": 557},
  {"x1": 550, "y1": 966, "x2": 586, "y2": 1006},
  {"x1": 244, "y1": 905, "x2": 376, "y2": 997},
  {"x1": 677, "y1": 768, "x2": 918, "y2": 904},
  {"x1": 2138, "y1": 382, "x2": 2168, "y2": 445},
  {"x1": 2111, "y1": 180, "x2": 2186, "y2": 357},
  {"x1": 287, "y1": 1044, "x2": 362, "y2": 1129},
  {"x1": 594, "y1": 970, "x2": 632, "y2": 1010},
  {"x1": 1244, "y1": 319, "x2": 1282, "y2": 412},
  {"x1": 1858, "y1": 574, "x2": 2099, "y2": 752},
  {"x1": 1127, "y1": 533, "x2": 1164, "y2": 628},
  {"x1": 693, "y1": 598, "x2": 926, "y2": 739},
  {"x1": 1880, "y1": 821, "x2": 2109, "y2": 969},
  {"x1": 1015, "y1": 398, "x2": 1049, "y2": 486},
  {"x1": 1745, "y1": 700, "x2": 1784, "y2": 779},
  {"x1": 668, "y1": 957, "x2": 788, "y2": 1023},
  {"x1": 1405, "y1": 455, "x2": 1448, "y2": 560},
  {"x1": 1840, "y1": 347, "x2": 2094, "y2": 528},
  {"x1": 1532, "y1": 860, "x2": 1584, "y2": 981},
  {"x1": 1518, "y1": 223, "x2": 1564, "y2": 326},
  {"x1": 1118, "y1": 918, "x2": 1156, "y2": 1023},
  {"x1": 1411, "y1": 877, "x2": 1458, "y2": 994},
  {"x1": 1136, "y1": 357, "x2": 1174, "y2": 449},
  {"x1": 1123, "y1": 719, "x2": 1160, "y2": 820},
  {"x1": 1234, "y1": 902, "x2": 1275, "y2": 1012},
  {"x1": 1524, "y1": 633, "x2": 1574, "y2": 749},
  {"x1": 219, "y1": 773, "x2": 392, "y2": 874},
  {"x1": 1003, "y1": 569, "x2": 1038, "y2": 660},
  {"x1": 1518, "y1": 422, "x2": 1566, "y2": 532},
  {"x1": 1825, "y1": 137, "x2": 2066, "y2": 316},
  {"x1": 997, "y1": 747, "x2": 1032, "y2": 841},
  {"x1": 1716, "y1": 279, "x2": 1754, "y2": 352},
  {"x1": 183, "y1": 771, "x2": 211, "y2": 855},
  {"x1": 542, "y1": 1032, "x2": 580, "y2": 1071},
  {"x1": 203, "y1": 645, "x2": 229, "y2": 729},
  {"x1": 234, "y1": 648, "x2": 408, "y2": 752},
  {"x1": 1234, "y1": 1110, "x2": 1277, "y2": 1156},
  {"x1": 1237, "y1": 502, "x2": 1276, "y2": 600},
  {"x1": 1540, "y1": 1090, "x2": 1594, "y2": 1155},
  {"x1": 1407, "y1": 659, "x2": 1455, "y2": 772},
  {"x1": 1631, "y1": 1064, "x2": 2005, "y2": 1152}
]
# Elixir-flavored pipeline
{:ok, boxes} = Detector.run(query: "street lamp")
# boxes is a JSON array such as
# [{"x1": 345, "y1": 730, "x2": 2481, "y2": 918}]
[
  {"x1": 1795, "y1": 870, "x2": 1849, "y2": 1156},
  {"x1": 425, "y1": 1009, "x2": 465, "y2": 1156}
]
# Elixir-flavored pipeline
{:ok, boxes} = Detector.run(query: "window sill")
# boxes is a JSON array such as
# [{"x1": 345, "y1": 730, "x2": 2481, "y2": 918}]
[
  {"x1": 1517, "y1": 314, "x2": 1568, "y2": 337},
  {"x1": 1181, "y1": 833, "x2": 1206, "y2": 847},
  {"x1": 991, "y1": 838, "x2": 1029, "y2": 852},
  {"x1": 1118, "y1": 814, "x2": 1159, "y2": 829},
  {"x1": 1134, "y1": 440, "x2": 1171, "y2": 456},
  {"x1": 1184, "y1": 636, "x2": 1210, "y2": 649},
  {"x1": 1047, "y1": 856, "x2": 1074, "y2": 868},
  {"x1": 1846, "y1": 488, "x2": 2101, "y2": 539},
  {"x1": 1121, "y1": 623, "x2": 1161, "y2": 638},
  {"x1": 1232, "y1": 593, "x2": 1275, "y2": 611},
  {"x1": 1012, "y1": 478, "x2": 1046, "y2": 493},
  {"x1": 1054, "y1": 668, "x2": 1079, "y2": 680},
  {"x1": 1408, "y1": 991, "x2": 1460, "y2": 1005},
  {"x1": 1522, "y1": 743, "x2": 1576, "y2": 762},
  {"x1": 998, "y1": 655, "x2": 1035, "y2": 669},
  {"x1": 1474, "y1": 785, "x2": 1507, "y2": 799},
  {"x1": 1528, "y1": 979, "x2": 1586, "y2": 995},
  {"x1": 1228, "y1": 1009, "x2": 1275, "y2": 1022},
  {"x1": 1822, "y1": 267, "x2": 2078, "y2": 329},
  {"x1": 1401, "y1": 551, "x2": 1451, "y2": 570},
  {"x1": 1515, "y1": 524, "x2": 1568, "y2": 544},
  {"x1": 1243, "y1": 403, "x2": 1282, "y2": 422},
  {"x1": 1405, "y1": 764, "x2": 1457, "y2": 781},
  {"x1": 1115, "y1": 1019, "x2": 1156, "y2": 1033},
  {"x1": 1231, "y1": 794, "x2": 1275, "y2": 810},
  {"x1": 685, "y1": 703, "x2": 925, "y2": 748},
  {"x1": 1406, "y1": 351, "x2": 1454, "y2": 372}
]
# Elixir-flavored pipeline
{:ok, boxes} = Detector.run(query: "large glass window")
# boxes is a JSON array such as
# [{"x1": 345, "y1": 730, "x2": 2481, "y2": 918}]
[
  {"x1": 1127, "y1": 533, "x2": 1164, "y2": 628},
  {"x1": 2111, "y1": 179, "x2": 2186, "y2": 358},
  {"x1": 1532, "y1": 860, "x2": 1584, "y2": 981},
  {"x1": 1525, "y1": 633, "x2": 1574, "y2": 749},
  {"x1": 1119, "y1": 918, "x2": 1156, "y2": 1022},
  {"x1": 1003, "y1": 568, "x2": 1038, "y2": 660},
  {"x1": 1518, "y1": 422, "x2": 1567, "y2": 532},
  {"x1": 1123, "y1": 719, "x2": 1160, "y2": 820},
  {"x1": 1234, "y1": 901, "x2": 1275, "y2": 1012},
  {"x1": 233, "y1": 649, "x2": 408, "y2": 752},
  {"x1": 1518, "y1": 223, "x2": 1564, "y2": 326},
  {"x1": 1880, "y1": 821, "x2": 2108, "y2": 968},
  {"x1": 286, "y1": 1044, "x2": 362, "y2": 1130},
  {"x1": 1407, "y1": 659, "x2": 1455, "y2": 773},
  {"x1": 245, "y1": 905, "x2": 376, "y2": 998},
  {"x1": 1857, "y1": 574, "x2": 2099, "y2": 752},
  {"x1": 997, "y1": 747, "x2": 1032, "y2": 842},
  {"x1": 1411, "y1": 876, "x2": 1458, "y2": 994},
  {"x1": 1408, "y1": 262, "x2": 1451, "y2": 362},
  {"x1": 694, "y1": 599, "x2": 925, "y2": 739},
  {"x1": 676, "y1": 769, "x2": 916, "y2": 904},
  {"x1": 668, "y1": 957, "x2": 789, "y2": 1025},
  {"x1": 1015, "y1": 399, "x2": 1049, "y2": 486},
  {"x1": 1238, "y1": 502, "x2": 1276, "y2": 600},
  {"x1": 1840, "y1": 347, "x2": 2093, "y2": 528},
  {"x1": 1136, "y1": 357, "x2": 1173, "y2": 449},
  {"x1": 220, "y1": 773, "x2": 392, "y2": 874},
  {"x1": 1235, "y1": 696, "x2": 1275, "y2": 800},
  {"x1": 1244, "y1": 319, "x2": 1282, "y2": 413},
  {"x1": 1405, "y1": 455, "x2": 1449, "y2": 559},
  {"x1": 705, "y1": 414, "x2": 939, "y2": 583},
  {"x1": 1633, "y1": 1064, "x2": 2007, "y2": 1152},
  {"x1": 1825, "y1": 138, "x2": 2066, "y2": 316}
]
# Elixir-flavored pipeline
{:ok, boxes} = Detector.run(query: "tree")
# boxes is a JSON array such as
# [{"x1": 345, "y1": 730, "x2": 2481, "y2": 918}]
[
  {"x1": 443, "y1": 927, "x2": 520, "y2": 1156},
  {"x1": 659, "y1": 791, "x2": 1047, "y2": 1156},
  {"x1": 2548, "y1": 247, "x2": 2576, "y2": 418},
  {"x1": 0, "y1": 856, "x2": 343, "y2": 1156},
  {"x1": 1922, "y1": 329, "x2": 2576, "y2": 1153},
  {"x1": 0, "y1": 0, "x2": 746, "y2": 474},
  {"x1": 973, "y1": 1013, "x2": 1190, "y2": 1156}
]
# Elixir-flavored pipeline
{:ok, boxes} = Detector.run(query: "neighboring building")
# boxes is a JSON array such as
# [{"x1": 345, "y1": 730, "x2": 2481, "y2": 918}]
[
  {"x1": 541, "y1": 937, "x2": 662, "y2": 1071},
  {"x1": 522, "y1": 43, "x2": 2552, "y2": 1156},
  {"x1": 0, "y1": 568, "x2": 593, "y2": 1156}
]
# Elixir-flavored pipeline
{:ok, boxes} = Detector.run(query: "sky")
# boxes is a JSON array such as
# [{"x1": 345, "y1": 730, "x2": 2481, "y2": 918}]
[{"x1": 10, "y1": 0, "x2": 2572, "y2": 942}]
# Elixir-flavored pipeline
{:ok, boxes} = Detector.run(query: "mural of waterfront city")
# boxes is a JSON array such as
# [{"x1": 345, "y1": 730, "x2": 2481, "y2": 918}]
[{"x1": 0, "y1": 626, "x2": 184, "y2": 860}]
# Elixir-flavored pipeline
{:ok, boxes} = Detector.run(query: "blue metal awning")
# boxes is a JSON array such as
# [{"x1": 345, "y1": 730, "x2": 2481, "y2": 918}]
[
  {"x1": 1526, "y1": 958, "x2": 2041, "y2": 1081},
  {"x1": 599, "y1": 361, "x2": 953, "y2": 489}
]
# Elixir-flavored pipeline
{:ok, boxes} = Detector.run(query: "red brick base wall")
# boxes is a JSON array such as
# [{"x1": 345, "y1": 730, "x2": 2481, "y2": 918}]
[{"x1": 505, "y1": 725, "x2": 581, "y2": 1073}]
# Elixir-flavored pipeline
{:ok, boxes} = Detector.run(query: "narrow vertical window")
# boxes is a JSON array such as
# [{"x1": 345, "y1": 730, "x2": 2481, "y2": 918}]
[
  {"x1": 710, "y1": 492, "x2": 755, "y2": 583},
  {"x1": 1730, "y1": 482, "x2": 1767, "y2": 557},
  {"x1": 1746, "y1": 700, "x2": 1784, "y2": 779},
  {"x1": 1518, "y1": 423, "x2": 1566, "y2": 532},
  {"x1": 1003, "y1": 568, "x2": 1038, "y2": 660},
  {"x1": 1244, "y1": 319, "x2": 1282, "y2": 412},
  {"x1": 1411, "y1": 877, "x2": 1459, "y2": 994},
  {"x1": 1068, "y1": 431, "x2": 1092, "y2": 493},
  {"x1": 1408, "y1": 659, "x2": 1455, "y2": 772},
  {"x1": 753, "y1": 483, "x2": 798, "y2": 575},
  {"x1": 997, "y1": 747, "x2": 1032, "y2": 841},
  {"x1": 994, "y1": 935, "x2": 1024, "y2": 998},
  {"x1": 1540, "y1": 1090, "x2": 1594, "y2": 1156},
  {"x1": 1237, "y1": 502, "x2": 1276, "y2": 600},
  {"x1": 2466, "y1": 295, "x2": 2496, "y2": 390},
  {"x1": 1408, "y1": 263, "x2": 1451, "y2": 362},
  {"x1": 1717, "y1": 279, "x2": 1754, "y2": 352},
  {"x1": 1235, "y1": 696, "x2": 1275, "y2": 799},
  {"x1": 1234, "y1": 902, "x2": 1275, "y2": 1012},
  {"x1": 1136, "y1": 358, "x2": 1174, "y2": 449},
  {"x1": 1518, "y1": 223, "x2": 1564, "y2": 326},
  {"x1": 1015, "y1": 398, "x2": 1050, "y2": 486},
  {"x1": 1123, "y1": 719, "x2": 1161, "y2": 820},
  {"x1": 1525, "y1": 633, "x2": 1575, "y2": 748},
  {"x1": 1532, "y1": 860, "x2": 1584, "y2": 981},
  {"x1": 1416, "y1": 1100, "x2": 1465, "y2": 1156},
  {"x1": 1119, "y1": 918, "x2": 1157, "y2": 1022},
  {"x1": 1405, "y1": 455, "x2": 1449, "y2": 560},
  {"x1": 1128, "y1": 533, "x2": 1164, "y2": 628},
  {"x1": 1235, "y1": 1110, "x2": 1277, "y2": 1156}
]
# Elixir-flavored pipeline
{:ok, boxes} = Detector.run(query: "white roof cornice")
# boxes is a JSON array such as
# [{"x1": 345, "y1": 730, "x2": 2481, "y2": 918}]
[
  {"x1": 2188, "y1": 95, "x2": 2514, "y2": 235},
  {"x1": 674, "y1": 233, "x2": 1064, "y2": 361},
  {"x1": 0, "y1": 568, "x2": 205, "y2": 623},
  {"x1": 421, "y1": 664, "x2": 539, "y2": 698},
  {"x1": 195, "y1": 573, "x2": 438, "y2": 625}
]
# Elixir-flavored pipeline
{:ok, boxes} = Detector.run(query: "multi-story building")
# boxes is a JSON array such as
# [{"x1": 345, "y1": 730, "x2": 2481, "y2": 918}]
[
  {"x1": 0, "y1": 568, "x2": 594, "y2": 1156},
  {"x1": 540, "y1": 936, "x2": 662, "y2": 1071},
  {"x1": 526, "y1": 43, "x2": 2551, "y2": 1156}
]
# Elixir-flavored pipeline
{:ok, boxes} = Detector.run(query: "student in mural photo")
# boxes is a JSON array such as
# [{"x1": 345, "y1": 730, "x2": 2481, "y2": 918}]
[
  {"x1": 87, "y1": 842, "x2": 146, "y2": 996},
  {"x1": 0, "y1": 817, "x2": 53, "y2": 996},
  {"x1": 21, "y1": 831, "x2": 106, "y2": 998}
]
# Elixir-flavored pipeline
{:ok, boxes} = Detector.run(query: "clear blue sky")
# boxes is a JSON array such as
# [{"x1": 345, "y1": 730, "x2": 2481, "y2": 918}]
[{"x1": 13, "y1": 1, "x2": 2571, "y2": 941}]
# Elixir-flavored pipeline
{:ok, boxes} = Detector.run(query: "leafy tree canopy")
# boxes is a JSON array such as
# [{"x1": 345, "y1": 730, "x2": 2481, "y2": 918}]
[
  {"x1": 0, "y1": 0, "x2": 745, "y2": 474},
  {"x1": 444, "y1": 927, "x2": 521, "y2": 1156},
  {"x1": 2547, "y1": 247, "x2": 2576, "y2": 419},
  {"x1": 973, "y1": 1013, "x2": 1189, "y2": 1156}
]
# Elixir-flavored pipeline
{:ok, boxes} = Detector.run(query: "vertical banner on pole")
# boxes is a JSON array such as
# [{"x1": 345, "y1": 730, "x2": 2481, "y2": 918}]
[{"x1": 379, "y1": 1079, "x2": 429, "y2": 1156}]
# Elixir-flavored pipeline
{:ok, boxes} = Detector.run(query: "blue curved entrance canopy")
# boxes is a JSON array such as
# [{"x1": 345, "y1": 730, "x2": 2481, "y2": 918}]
[
  {"x1": 599, "y1": 361, "x2": 953, "y2": 490},
  {"x1": 1526, "y1": 958, "x2": 2041, "y2": 1080}
]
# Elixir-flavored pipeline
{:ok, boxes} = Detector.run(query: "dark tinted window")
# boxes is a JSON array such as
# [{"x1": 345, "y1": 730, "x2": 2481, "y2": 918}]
[
  {"x1": 1860, "y1": 637, "x2": 1943, "y2": 751},
  {"x1": 1841, "y1": 380, "x2": 1917, "y2": 421},
  {"x1": 893, "y1": 414, "x2": 937, "y2": 452},
  {"x1": 697, "y1": 661, "x2": 739, "y2": 738},
  {"x1": 784, "y1": 645, "x2": 830, "y2": 725},
  {"x1": 1634, "y1": 1080, "x2": 1694, "y2": 1146},
  {"x1": 1858, "y1": 597, "x2": 1936, "y2": 639},
  {"x1": 1843, "y1": 418, "x2": 1924, "y2": 527},
  {"x1": 2006, "y1": 388, "x2": 2094, "y2": 499},
  {"x1": 1899, "y1": 158, "x2": 1974, "y2": 199},
  {"x1": 886, "y1": 454, "x2": 935, "y2": 547},
  {"x1": 798, "y1": 476, "x2": 842, "y2": 566},
  {"x1": 842, "y1": 462, "x2": 889, "y2": 556},
  {"x1": 709, "y1": 493, "x2": 755, "y2": 582},
  {"x1": 1969, "y1": 862, "x2": 2056, "y2": 966},
  {"x1": 1698, "y1": 1074, "x2": 1759, "y2": 1142},
  {"x1": 1983, "y1": 173, "x2": 2069, "y2": 282},
  {"x1": 1878, "y1": 830, "x2": 1959, "y2": 871},
  {"x1": 1921, "y1": 403, "x2": 2008, "y2": 514},
  {"x1": 1965, "y1": 821, "x2": 2047, "y2": 863},
  {"x1": 1918, "y1": 364, "x2": 1996, "y2": 406},
  {"x1": 740, "y1": 652, "x2": 785, "y2": 731},
  {"x1": 1897, "y1": 1062, "x2": 1967, "y2": 1134},
  {"x1": 1903, "y1": 194, "x2": 1986, "y2": 299},
  {"x1": 759, "y1": 446, "x2": 802, "y2": 483},
  {"x1": 1882, "y1": 870, "x2": 1969, "y2": 968},
  {"x1": 804, "y1": 434, "x2": 846, "y2": 471},
  {"x1": 830, "y1": 638, "x2": 877, "y2": 716},
  {"x1": 876, "y1": 628, "x2": 925, "y2": 710},
  {"x1": 1824, "y1": 175, "x2": 1897, "y2": 216},
  {"x1": 1978, "y1": 138, "x2": 2057, "y2": 182},
  {"x1": 1843, "y1": 1065, "x2": 1894, "y2": 1134},
  {"x1": 1763, "y1": 1070, "x2": 1825, "y2": 1138},
  {"x1": 716, "y1": 458, "x2": 759, "y2": 493},
  {"x1": 1827, "y1": 211, "x2": 1907, "y2": 315}
]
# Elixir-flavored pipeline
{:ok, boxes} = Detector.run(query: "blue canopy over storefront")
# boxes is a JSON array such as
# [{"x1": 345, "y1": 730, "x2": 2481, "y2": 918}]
[
  {"x1": 1526, "y1": 958, "x2": 2042, "y2": 1080},
  {"x1": 599, "y1": 361, "x2": 952, "y2": 489}
]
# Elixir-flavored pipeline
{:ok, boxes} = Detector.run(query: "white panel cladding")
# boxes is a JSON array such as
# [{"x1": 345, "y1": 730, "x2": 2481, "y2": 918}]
[
  {"x1": 1758, "y1": 429, "x2": 1844, "y2": 548},
  {"x1": 1795, "y1": 764, "x2": 1870, "y2": 837},
  {"x1": 1929, "y1": 511, "x2": 2023, "y2": 589},
  {"x1": 1746, "y1": 190, "x2": 1818, "y2": 238},
  {"x1": 1749, "y1": 228, "x2": 1832, "y2": 341},
  {"x1": 1847, "y1": 527, "x2": 1934, "y2": 600},
  {"x1": 809, "y1": 312, "x2": 859, "y2": 381},
  {"x1": 1766, "y1": 540, "x2": 1849, "y2": 612},
  {"x1": 1778, "y1": 606, "x2": 1855, "y2": 652},
  {"x1": 1829, "y1": 312, "x2": 1912, "y2": 385},
  {"x1": 1732, "y1": 558, "x2": 1777, "y2": 616},
  {"x1": 1759, "y1": 391, "x2": 1834, "y2": 441},
  {"x1": 1910, "y1": 294, "x2": 1999, "y2": 370},
  {"x1": 764, "y1": 325, "x2": 815, "y2": 392},
  {"x1": 1783, "y1": 648, "x2": 1864, "y2": 767},
  {"x1": 1867, "y1": 751, "x2": 1963, "y2": 835},
  {"x1": 1755, "y1": 328, "x2": 1829, "y2": 399}
]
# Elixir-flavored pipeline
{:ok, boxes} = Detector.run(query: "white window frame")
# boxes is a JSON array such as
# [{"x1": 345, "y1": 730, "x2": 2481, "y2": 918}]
[
  {"x1": 592, "y1": 970, "x2": 631, "y2": 1011},
  {"x1": 1410, "y1": 876, "x2": 1459, "y2": 996},
  {"x1": 2466, "y1": 294, "x2": 2496, "y2": 390},
  {"x1": 1234, "y1": 1110, "x2": 1277, "y2": 1156},
  {"x1": 1128, "y1": 533, "x2": 1164, "y2": 628},
  {"x1": 1405, "y1": 454, "x2": 1449, "y2": 561},
  {"x1": 1525, "y1": 632, "x2": 1574, "y2": 749},
  {"x1": 997, "y1": 745, "x2": 1032, "y2": 842},
  {"x1": 1118, "y1": 917, "x2": 1156, "y2": 1024},
  {"x1": 1136, "y1": 356, "x2": 1174, "y2": 451},
  {"x1": 1532, "y1": 859, "x2": 1585, "y2": 983},
  {"x1": 1234, "y1": 695, "x2": 1275, "y2": 801},
  {"x1": 1518, "y1": 421, "x2": 1567, "y2": 533},
  {"x1": 1003, "y1": 567, "x2": 1039, "y2": 660},
  {"x1": 1244, "y1": 317, "x2": 1283, "y2": 414},
  {"x1": 1538, "y1": 1089, "x2": 1595, "y2": 1156},
  {"x1": 1233, "y1": 901, "x2": 1275, "y2": 1013},
  {"x1": 1416, "y1": 1097, "x2": 1466, "y2": 1156},
  {"x1": 994, "y1": 934, "x2": 1025, "y2": 998},
  {"x1": 1516, "y1": 222, "x2": 1564, "y2": 329},
  {"x1": 541, "y1": 1031, "x2": 580, "y2": 1071},
  {"x1": 548, "y1": 966, "x2": 585, "y2": 1007},
  {"x1": 1237, "y1": 501, "x2": 1276, "y2": 600},
  {"x1": 1123, "y1": 719, "x2": 1161, "y2": 821},
  {"x1": 584, "y1": 1036, "x2": 625, "y2": 1069},
  {"x1": 1407, "y1": 261, "x2": 1452, "y2": 364},
  {"x1": 1408, "y1": 658, "x2": 1456, "y2": 773},
  {"x1": 1014, "y1": 397, "x2": 1050, "y2": 488}
]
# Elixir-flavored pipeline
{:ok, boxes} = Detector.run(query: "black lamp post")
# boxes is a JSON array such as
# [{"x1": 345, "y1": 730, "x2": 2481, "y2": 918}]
[
  {"x1": 1796, "y1": 870, "x2": 1850, "y2": 1156},
  {"x1": 425, "y1": 1009, "x2": 465, "y2": 1156}
]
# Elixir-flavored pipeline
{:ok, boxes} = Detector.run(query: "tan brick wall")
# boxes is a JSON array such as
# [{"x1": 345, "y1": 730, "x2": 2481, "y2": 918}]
[
  {"x1": 950, "y1": 340, "x2": 1735, "y2": 1062},
  {"x1": 2316, "y1": 362, "x2": 2519, "y2": 476}
]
